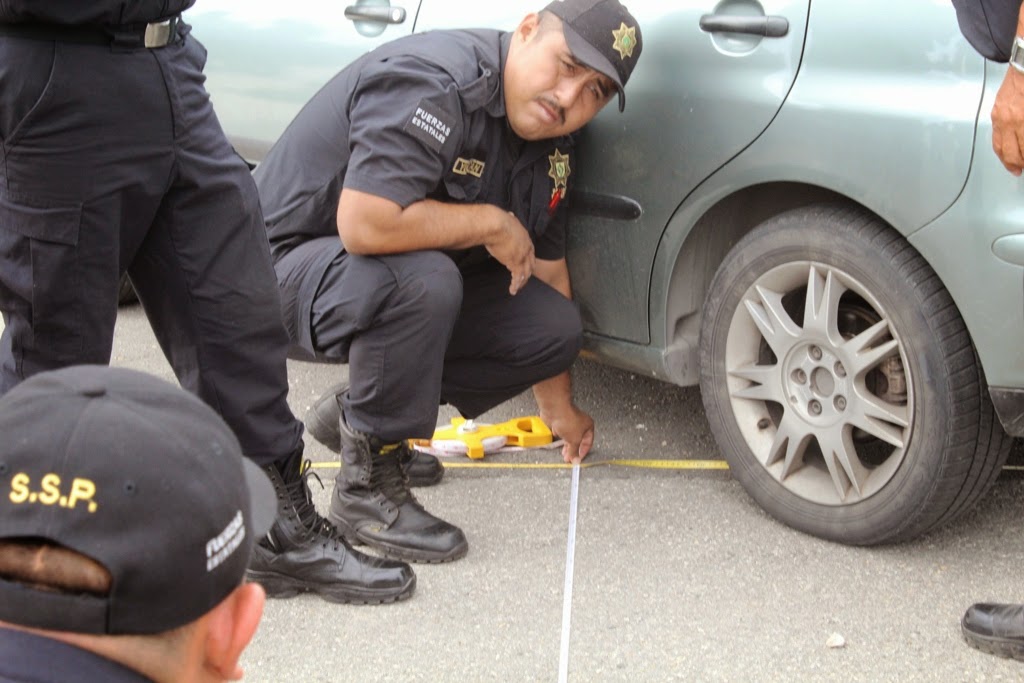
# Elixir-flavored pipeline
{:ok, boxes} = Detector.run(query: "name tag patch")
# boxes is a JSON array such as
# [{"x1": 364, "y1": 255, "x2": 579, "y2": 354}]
[
  {"x1": 404, "y1": 99, "x2": 453, "y2": 154},
  {"x1": 453, "y1": 157, "x2": 485, "y2": 178}
]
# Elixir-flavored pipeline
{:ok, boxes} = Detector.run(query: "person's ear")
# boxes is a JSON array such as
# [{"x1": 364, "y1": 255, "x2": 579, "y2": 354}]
[
  {"x1": 202, "y1": 582, "x2": 266, "y2": 681},
  {"x1": 515, "y1": 12, "x2": 542, "y2": 45}
]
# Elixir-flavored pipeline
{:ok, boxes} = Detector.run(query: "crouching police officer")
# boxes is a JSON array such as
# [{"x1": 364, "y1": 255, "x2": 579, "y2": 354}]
[
  {"x1": 0, "y1": 3, "x2": 413, "y2": 603},
  {"x1": 255, "y1": 0, "x2": 643, "y2": 566}
]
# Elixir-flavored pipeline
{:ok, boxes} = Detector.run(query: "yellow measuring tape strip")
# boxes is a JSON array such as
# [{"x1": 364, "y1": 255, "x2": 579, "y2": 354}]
[
  {"x1": 310, "y1": 458, "x2": 731, "y2": 471},
  {"x1": 310, "y1": 459, "x2": 1024, "y2": 473}
]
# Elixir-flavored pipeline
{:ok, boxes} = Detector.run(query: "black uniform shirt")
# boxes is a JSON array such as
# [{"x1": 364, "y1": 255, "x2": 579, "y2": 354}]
[
  {"x1": 0, "y1": 626, "x2": 153, "y2": 682},
  {"x1": 0, "y1": 1, "x2": 194, "y2": 25},
  {"x1": 952, "y1": 0, "x2": 1023, "y2": 61},
  {"x1": 255, "y1": 29, "x2": 575, "y2": 278}
]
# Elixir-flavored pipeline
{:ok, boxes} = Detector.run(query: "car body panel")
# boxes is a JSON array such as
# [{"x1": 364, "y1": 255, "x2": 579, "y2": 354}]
[
  {"x1": 567, "y1": 0, "x2": 812, "y2": 344},
  {"x1": 412, "y1": 0, "x2": 528, "y2": 31},
  {"x1": 581, "y1": 0, "x2": 988, "y2": 385},
  {"x1": 731, "y1": 0, "x2": 981, "y2": 233},
  {"x1": 910, "y1": 61, "x2": 1024, "y2": 392},
  {"x1": 185, "y1": 0, "x2": 422, "y2": 161}
]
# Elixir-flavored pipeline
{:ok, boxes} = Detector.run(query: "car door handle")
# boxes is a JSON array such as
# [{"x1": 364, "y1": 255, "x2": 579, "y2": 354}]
[
  {"x1": 699, "y1": 14, "x2": 789, "y2": 38},
  {"x1": 344, "y1": 5, "x2": 407, "y2": 24}
]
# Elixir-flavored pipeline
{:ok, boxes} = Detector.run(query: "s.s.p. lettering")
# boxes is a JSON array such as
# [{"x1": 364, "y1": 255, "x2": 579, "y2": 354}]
[{"x1": 8, "y1": 473, "x2": 99, "y2": 513}]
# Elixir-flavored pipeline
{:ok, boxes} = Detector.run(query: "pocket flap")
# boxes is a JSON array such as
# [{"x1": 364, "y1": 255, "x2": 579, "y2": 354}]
[
  {"x1": 0, "y1": 193, "x2": 81, "y2": 246},
  {"x1": 443, "y1": 174, "x2": 482, "y2": 202}
]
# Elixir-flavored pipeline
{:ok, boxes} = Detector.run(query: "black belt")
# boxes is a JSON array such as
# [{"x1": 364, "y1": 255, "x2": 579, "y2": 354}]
[{"x1": 0, "y1": 15, "x2": 180, "y2": 48}]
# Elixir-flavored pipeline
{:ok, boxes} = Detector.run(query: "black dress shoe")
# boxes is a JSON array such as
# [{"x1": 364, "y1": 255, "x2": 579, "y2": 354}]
[
  {"x1": 305, "y1": 381, "x2": 445, "y2": 486},
  {"x1": 961, "y1": 602, "x2": 1024, "y2": 661}
]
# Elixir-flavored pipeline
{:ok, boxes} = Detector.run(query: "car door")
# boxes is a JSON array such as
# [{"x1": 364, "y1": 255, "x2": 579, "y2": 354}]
[
  {"x1": 186, "y1": 0, "x2": 422, "y2": 162},
  {"x1": 570, "y1": 0, "x2": 811, "y2": 344},
  {"x1": 418, "y1": 0, "x2": 810, "y2": 344}
]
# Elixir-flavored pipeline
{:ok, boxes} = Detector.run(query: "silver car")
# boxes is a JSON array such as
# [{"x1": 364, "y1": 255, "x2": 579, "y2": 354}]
[{"x1": 187, "y1": 0, "x2": 1024, "y2": 545}]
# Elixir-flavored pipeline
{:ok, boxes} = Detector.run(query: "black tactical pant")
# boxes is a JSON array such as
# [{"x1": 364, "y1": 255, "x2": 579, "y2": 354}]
[
  {"x1": 0, "y1": 25, "x2": 302, "y2": 465},
  {"x1": 276, "y1": 238, "x2": 583, "y2": 442}
]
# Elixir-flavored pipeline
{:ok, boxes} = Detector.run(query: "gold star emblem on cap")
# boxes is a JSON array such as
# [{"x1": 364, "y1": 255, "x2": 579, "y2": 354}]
[
  {"x1": 612, "y1": 23, "x2": 637, "y2": 60},
  {"x1": 548, "y1": 149, "x2": 571, "y2": 196}
]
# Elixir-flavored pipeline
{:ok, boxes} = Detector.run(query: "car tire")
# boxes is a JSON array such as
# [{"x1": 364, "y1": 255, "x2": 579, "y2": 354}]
[
  {"x1": 118, "y1": 273, "x2": 138, "y2": 306},
  {"x1": 699, "y1": 204, "x2": 1011, "y2": 545}
]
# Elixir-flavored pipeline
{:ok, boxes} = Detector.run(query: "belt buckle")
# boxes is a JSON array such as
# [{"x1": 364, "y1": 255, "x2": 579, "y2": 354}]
[{"x1": 143, "y1": 16, "x2": 176, "y2": 48}]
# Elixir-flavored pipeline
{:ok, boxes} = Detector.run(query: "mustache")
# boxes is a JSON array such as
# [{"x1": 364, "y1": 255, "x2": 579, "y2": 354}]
[{"x1": 539, "y1": 96, "x2": 565, "y2": 125}]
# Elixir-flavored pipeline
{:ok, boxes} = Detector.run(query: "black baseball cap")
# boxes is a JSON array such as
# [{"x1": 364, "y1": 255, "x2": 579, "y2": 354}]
[
  {"x1": 543, "y1": 0, "x2": 643, "y2": 111},
  {"x1": 0, "y1": 365, "x2": 276, "y2": 635}
]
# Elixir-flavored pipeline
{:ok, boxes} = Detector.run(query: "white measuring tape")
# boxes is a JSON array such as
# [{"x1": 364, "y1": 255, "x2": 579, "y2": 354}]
[{"x1": 558, "y1": 461, "x2": 581, "y2": 683}]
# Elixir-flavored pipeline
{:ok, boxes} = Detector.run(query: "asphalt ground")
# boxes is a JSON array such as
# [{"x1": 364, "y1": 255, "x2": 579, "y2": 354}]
[{"x1": 8, "y1": 306, "x2": 1024, "y2": 681}]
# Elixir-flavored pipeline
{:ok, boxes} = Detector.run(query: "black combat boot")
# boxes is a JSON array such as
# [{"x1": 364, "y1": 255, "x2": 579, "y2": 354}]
[
  {"x1": 304, "y1": 382, "x2": 445, "y2": 487},
  {"x1": 962, "y1": 603, "x2": 1024, "y2": 661},
  {"x1": 329, "y1": 411, "x2": 469, "y2": 563},
  {"x1": 246, "y1": 445, "x2": 416, "y2": 604}
]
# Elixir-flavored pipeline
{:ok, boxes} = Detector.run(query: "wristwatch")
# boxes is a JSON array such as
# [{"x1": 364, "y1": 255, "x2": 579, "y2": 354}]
[{"x1": 1010, "y1": 35, "x2": 1024, "y2": 73}]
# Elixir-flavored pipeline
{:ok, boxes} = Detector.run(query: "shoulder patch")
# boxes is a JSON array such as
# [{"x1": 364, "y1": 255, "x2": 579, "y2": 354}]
[{"x1": 403, "y1": 98, "x2": 455, "y2": 154}]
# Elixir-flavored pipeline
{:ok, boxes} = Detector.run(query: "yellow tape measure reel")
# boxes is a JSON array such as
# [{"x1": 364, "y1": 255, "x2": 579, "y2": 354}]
[{"x1": 410, "y1": 416, "x2": 553, "y2": 459}]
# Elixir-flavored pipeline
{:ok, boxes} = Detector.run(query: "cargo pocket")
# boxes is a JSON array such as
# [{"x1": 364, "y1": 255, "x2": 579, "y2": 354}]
[{"x1": 0, "y1": 194, "x2": 83, "y2": 353}]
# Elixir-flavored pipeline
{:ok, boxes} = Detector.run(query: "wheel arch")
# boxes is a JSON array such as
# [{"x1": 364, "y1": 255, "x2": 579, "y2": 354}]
[{"x1": 655, "y1": 182, "x2": 856, "y2": 385}]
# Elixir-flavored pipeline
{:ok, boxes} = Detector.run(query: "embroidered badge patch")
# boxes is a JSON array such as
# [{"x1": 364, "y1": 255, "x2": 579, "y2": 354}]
[
  {"x1": 453, "y1": 157, "x2": 486, "y2": 178},
  {"x1": 548, "y1": 149, "x2": 571, "y2": 195},
  {"x1": 547, "y1": 149, "x2": 571, "y2": 215},
  {"x1": 404, "y1": 98, "x2": 454, "y2": 154},
  {"x1": 612, "y1": 23, "x2": 638, "y2": 60}
]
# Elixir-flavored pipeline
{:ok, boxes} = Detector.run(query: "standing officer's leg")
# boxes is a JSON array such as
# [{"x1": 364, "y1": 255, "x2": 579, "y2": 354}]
[
  {"x1": 304, "y1": 250, "x2": 470, "y2": 563},
  {"x1": 0, "y1": 38, "x2": 170, "y2": 394},
  {"x1": 127, "y1": 32, "x2": 413, "y2": 604},
  {"x1": 441, "y1": 265, "x2": 584, "y2": 417}
]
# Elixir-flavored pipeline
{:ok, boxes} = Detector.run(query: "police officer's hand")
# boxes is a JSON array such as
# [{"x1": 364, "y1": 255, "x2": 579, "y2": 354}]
[
  {"x1": 992, "y1": 65, "x2": 1024, "y2": 176},
  {"x1": 545, "y1": 405, "x2": 595, "y2": 463},
  {"x1": 487, "y1": 210, "x2": 535, "y2": 295}
]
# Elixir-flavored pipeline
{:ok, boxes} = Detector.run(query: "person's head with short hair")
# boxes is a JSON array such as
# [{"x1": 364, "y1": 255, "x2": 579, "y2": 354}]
[
  {"x1": 504, "y1": 0, "x2": 642, "y2": 140},
  {"x1": 0, "y1": 365, "x2": 277, "y2": 682}
]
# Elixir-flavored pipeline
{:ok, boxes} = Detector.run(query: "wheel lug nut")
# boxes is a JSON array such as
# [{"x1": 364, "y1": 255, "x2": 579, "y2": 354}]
[
  {"x1": 810, "y1": 346, "x2": 823, "y2": 361},
  {"x1": 809, "y1": 400, "x2": 822, "y2": 416},
  {"x1": 835, "y1": 362, "x2": 847, "y2": 378},
  {"x1": 793, "y1": 369, "x2": 807, "y2": 384},
  {"x1": 757, "y1": 418, "x2": 771, "y2": 430},
  {"x1": 835, "y1": 396, "x2": 847, "y2": 411}
]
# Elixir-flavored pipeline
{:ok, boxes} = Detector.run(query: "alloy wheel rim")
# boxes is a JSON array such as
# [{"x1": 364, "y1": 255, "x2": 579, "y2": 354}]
[{"x1": 724, "y1": 262, "x2": 913, "y2": 506}]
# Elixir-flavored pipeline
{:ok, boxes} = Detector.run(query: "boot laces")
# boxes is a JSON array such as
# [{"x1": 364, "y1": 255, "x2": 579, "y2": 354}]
[
  {"x1": 369, "y1": 448, "x2": 413, "y2": 504},
  {"x1": 284, "y1": 461, "x2": 340, "y2": 545}
]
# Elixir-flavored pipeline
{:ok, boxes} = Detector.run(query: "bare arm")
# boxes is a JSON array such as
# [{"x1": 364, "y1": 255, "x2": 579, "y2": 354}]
[
  {"x1": 533, "y1": 257, "x2": 572, "y2": 298},
  {"x1": 534, "y1": 372, "x2": 594, "y2": 463},
  {"x1": 337, "y1": 188, "x2": 536, "y2": 294},
  {"x1": 991, "y1": 2, "x2": 1024, "y2": 175},
  {"x1": 530, "y1": 258, "x2": 594, "y2": 462}
]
